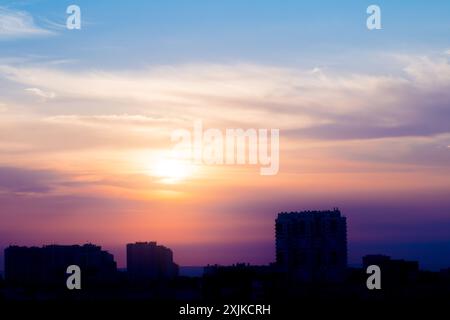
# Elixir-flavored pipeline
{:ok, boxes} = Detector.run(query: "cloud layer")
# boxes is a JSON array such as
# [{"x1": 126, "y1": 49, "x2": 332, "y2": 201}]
[
  {"x1": 0, "y1": 55, "x2": 449, "y2": 170},
  {"x1": 0, "y1": 54, "x2": 449, "y2": 268},
  {"x1": 0, "y1": 7, "x2": 53, "y2": 39}
]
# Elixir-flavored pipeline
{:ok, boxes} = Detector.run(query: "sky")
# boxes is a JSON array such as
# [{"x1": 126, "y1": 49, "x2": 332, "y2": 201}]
[{"x1": 0, "y1": 0, "x2": 450, "y2": 270}]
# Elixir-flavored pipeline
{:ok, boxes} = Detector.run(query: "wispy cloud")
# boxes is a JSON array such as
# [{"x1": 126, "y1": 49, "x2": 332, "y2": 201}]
[
  {"x1": 0, "y1": 167, "x2": 57, "y2": 194},
  {"x1": 0, "y1": 7, "x2": 53, "y2": 39},
  {"x1": 1, "y1": 54, "x2": 450, "y2": 140},
  {"x1": 25, "y1": 87, "x2": 56, "y2": 100},
  {"x1": 0, "y1": 54, "x2": 449, "y2": 176}
]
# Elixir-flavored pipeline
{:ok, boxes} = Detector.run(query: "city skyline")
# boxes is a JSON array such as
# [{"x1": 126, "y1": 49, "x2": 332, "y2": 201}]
[
  {"x1": 0, "y1": 1, "x2": 450, "y2": 271},
  {"x1": 0, "y1": 209, "x2": 439, "y2": 274},
  {"x1": 1, "y1": 208, "x2": 449, "y2": 272}
]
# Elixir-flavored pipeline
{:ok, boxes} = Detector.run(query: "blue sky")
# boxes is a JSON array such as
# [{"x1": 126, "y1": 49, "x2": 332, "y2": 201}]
[{"x1": 1, "y1": 0, "x2": 450, "y2": 69}]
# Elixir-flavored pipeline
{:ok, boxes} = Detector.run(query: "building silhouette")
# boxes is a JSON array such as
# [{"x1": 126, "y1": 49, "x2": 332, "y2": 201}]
[
  {"x1": 1, "y1": 213, "x2": 450, "y2": 305},
  {"x1": 363, "y1": 254, "x2": 419, "y2": 286},
  {"x1": 4, "y1": 244, "x2": 117, "y2": 287},
  {"x1": 127, "y1": 242, "x2": 178, "y2": 282},
  {"x1": 275, "y1": 208, "x2": 347, "y2": 282},
  {"x1": 203, "y1": 263, "x2": 275, "y2": 301}
]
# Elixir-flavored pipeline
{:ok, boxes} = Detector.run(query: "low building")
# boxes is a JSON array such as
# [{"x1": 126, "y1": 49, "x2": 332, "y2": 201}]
[
  {"x1": 127, "y1": 242, "x2": 178, "y2": 282},
  {"x1": 4, "y1": 244, "x2": 117, "y2": 287},
  {"x1": 362, "y1": 254, "x2": 419, "y2": 285}
]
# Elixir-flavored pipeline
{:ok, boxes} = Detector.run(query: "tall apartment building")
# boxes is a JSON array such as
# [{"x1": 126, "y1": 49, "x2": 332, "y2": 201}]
[
  {"x1": 275, "y1": 208, "x2": 347, "y2": 282},
  {"x1": 126, "y1": 242, "x2": 178, "y2": 282}
]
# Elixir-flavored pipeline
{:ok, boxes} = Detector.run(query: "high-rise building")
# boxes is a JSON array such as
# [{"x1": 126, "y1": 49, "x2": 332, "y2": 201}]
[
  {"x1": 275, "y1": 208, "x2": 347, "y2": 282},
  {"x1": 4, "y1": 244, "x2": 117, "y2": 287},
  {"x1": 126, "y1": 242, "x2": 178, "y2": 282}
]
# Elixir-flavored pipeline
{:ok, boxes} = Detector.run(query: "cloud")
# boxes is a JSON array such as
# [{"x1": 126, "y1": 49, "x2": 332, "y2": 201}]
[
  {"x1": 1, "y1": 55, "x2": 450, "y2": 141},
  {"x1": 0, "y1": 167, "x2": 58, "y2": 194},
  {"x1": 0, "y1": 114, "x2": 169, "y2": 154},
  {"x1": 44, "y1": 114, "x2": 178, "y2": 127},
  {"x1": 25, "y1": 87, "x2": 56, "y2": 100},
  {"x1": 0, "y1": 7, "x2": 53, "y2": 39},
  {"x1": 0, "y1": 54, "x2": 449, "y2": 175}
]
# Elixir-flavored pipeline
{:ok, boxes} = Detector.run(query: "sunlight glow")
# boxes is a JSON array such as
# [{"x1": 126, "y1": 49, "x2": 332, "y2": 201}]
[{"x1": 151, "y1": 158, "x2": 195, "y2": 184}]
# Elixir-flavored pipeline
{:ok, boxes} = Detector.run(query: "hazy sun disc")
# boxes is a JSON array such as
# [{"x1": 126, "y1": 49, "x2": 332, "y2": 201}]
[{"x1": 152, "y1": 158, "x2": 194, "y2": 183}]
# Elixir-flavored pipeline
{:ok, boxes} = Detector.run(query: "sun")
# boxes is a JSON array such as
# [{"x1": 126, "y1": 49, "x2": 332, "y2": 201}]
[
  {"x1": 152, "y1": 158, "x2": 194, "y2": 184},
  {"x1": 136, "y1": 150, "x2": 196, "y2": 184}
]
